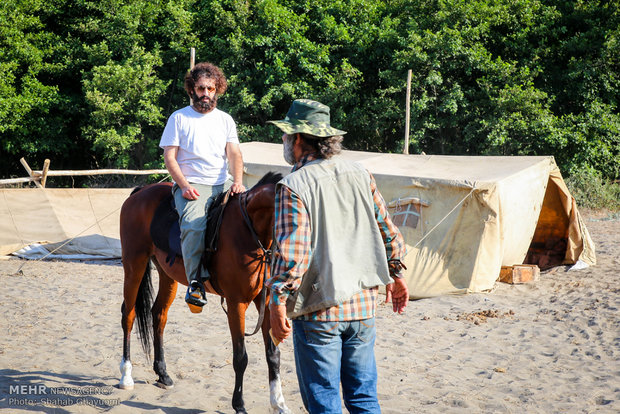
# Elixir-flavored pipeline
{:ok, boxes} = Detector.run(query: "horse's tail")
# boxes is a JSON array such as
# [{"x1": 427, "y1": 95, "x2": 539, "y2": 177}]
[{"x1": 135, "y1": 261, "x2": 154, "y2": 358}]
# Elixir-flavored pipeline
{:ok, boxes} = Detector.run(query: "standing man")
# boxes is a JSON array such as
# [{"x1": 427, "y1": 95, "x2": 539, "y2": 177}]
[
  {"x1": 159, "y1": 62, "x2": 245, "y2": 313},
  {"x1": 266, "y1": 99, "x2": 409, "y2": 412}
]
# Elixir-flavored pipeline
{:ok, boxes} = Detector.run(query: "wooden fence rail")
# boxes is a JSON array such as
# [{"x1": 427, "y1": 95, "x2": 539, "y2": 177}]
[{"x1": 0, "y1": 158, "x2": 168, "y2": 187}]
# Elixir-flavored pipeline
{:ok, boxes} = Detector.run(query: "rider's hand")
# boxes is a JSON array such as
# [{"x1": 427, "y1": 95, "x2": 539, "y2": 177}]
[
  {"x1": 182, "y1": 185, "x2": 200, "y2": 200},
  {"x1": 230, "y1": 182, "x2": 246, "y2": 194}
]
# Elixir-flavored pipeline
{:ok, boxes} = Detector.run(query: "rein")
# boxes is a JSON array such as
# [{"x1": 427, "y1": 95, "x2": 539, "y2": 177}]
[{"x1": 220, "y1": 190, "x2": 271, "y2": 337}]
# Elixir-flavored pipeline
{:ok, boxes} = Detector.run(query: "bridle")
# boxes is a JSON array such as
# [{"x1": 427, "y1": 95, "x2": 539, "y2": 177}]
[
  {"x1": 239, "y1": 191, "x2": 273, "y2": 270},
  {"x1": 220, "y1": 190, "x2": 272, "y2": 337}
]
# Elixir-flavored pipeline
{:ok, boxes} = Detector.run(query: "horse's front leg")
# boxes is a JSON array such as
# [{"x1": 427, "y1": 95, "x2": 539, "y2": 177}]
[
  {"x1": 227, "y1": 301, "x2": 250, "y2": 414},
  {"x1": 259, "y1": 302, "x2": 291, "y2": 414},
  {"x1": 151, "y1": 261, "x2": 178, "y2": 389}
]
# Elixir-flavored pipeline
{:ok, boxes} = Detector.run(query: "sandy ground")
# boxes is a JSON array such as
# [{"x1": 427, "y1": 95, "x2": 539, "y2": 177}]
[{"x1": 0, "y1": 211, "x2": 618, "y2": 414}]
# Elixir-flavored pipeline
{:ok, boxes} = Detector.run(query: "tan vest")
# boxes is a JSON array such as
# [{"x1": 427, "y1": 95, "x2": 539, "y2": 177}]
[{"x1": 278, "y1": 157, "x2": 391, "y2": 318}]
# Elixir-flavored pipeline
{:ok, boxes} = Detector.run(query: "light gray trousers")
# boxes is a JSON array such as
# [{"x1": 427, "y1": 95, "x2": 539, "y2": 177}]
[{"x1": 172, "y1": 179, "x2": 231, "y2": 284}]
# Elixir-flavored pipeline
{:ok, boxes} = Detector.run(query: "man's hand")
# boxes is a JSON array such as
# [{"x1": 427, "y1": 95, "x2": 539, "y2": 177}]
[
  {"x1": 181, "y1": 185, "x2": 200, "y2": 200},
  {"x1": 230, "y1": 182, "x2": 246, "y2": 194},
  {"x1": 269, "y1": 303, "x2": 292, "y2": 345},
  {"x1": 386, "y1": 277, "x2": 409, "y2": 314}
]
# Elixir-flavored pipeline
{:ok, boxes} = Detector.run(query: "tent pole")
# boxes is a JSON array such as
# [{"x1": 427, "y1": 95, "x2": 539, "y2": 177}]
[
  {"x1": 403, "y1": 69, "x2": 412, "y2": 154},
  {"x1": 189, "y1": 47, "x2": 195, "y2": 106}
]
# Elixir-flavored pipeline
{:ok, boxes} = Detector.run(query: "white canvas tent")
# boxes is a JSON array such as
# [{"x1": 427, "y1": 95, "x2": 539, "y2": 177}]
[
  {"x1": 0, "y1": 188, "x2": 133, "y2": 258},
  {"x1": 240, "y1": 142, "x2": 596, "y2": 299}
]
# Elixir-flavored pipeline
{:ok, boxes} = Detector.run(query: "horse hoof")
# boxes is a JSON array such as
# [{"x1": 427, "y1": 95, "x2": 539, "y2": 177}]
[
  {"x1": 155, "y1": 381, "x2": 174, "y2": 390},
  {"x1": 119, "y1": 359, "x2": 134, "y2": 390},
  {"x1": 156, "y1": 376, "x2": 174, "y2": 389},
  {"x1": 270, "y1": 406, "x2": 291, "y2": 414}
]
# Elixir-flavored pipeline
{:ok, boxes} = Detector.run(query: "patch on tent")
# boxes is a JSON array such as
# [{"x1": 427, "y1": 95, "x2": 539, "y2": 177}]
[{"x1": 388, "y1": 197, "x2": 430, "y2": 230}]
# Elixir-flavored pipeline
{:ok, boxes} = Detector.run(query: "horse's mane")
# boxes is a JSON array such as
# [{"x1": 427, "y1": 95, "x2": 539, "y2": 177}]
[
  {"x1": 131, "y1": 186, "x2": 143, "y2": 195},
  {"x1": 205, "y1": 171, "x2": 281, "y2": 233},
  {"x1": 251, "y1": 171, "x2": 283, "y2": 189}
]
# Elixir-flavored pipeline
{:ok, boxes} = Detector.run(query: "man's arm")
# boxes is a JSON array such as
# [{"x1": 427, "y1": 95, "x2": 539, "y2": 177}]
[
  {"x1": 163, "y1": 146, "x2": 200, "y2": 200},
  {"x1": 267, "y1": 185, "x2": 311, "y2": 343},
  {"x1": 225, "y1": 142, "x2": 246, "y2": 194}
]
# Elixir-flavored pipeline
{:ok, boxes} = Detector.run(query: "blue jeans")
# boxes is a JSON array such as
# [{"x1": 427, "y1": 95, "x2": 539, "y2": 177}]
[{"x1": 293, "y1": 318, "x2": 380, "y2": 414}]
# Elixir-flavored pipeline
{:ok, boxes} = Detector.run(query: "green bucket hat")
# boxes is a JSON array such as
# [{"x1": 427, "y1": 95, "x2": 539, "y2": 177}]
[{"x1": 267, "y1": 99, "x2": 347, "y2": 137}]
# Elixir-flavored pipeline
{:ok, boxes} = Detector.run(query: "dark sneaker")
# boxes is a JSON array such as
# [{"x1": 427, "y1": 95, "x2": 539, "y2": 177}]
[{"x1": 185, "y1": 281, "x2": 207, "y2": 309}]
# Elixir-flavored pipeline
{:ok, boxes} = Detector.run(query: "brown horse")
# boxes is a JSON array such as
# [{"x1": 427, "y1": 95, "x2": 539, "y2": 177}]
[{"x1": 118, "y1": 172, "x2": 290, "y2": 414}]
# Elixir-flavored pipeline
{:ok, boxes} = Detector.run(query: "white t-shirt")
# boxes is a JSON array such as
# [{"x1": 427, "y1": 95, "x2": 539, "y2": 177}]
[{"x1": 159, "y1": 106, "x2": 239, "y2": 186}]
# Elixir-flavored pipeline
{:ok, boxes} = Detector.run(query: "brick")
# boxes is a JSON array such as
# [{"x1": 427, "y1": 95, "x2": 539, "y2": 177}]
[{"x1": 499, "y1": 264, "x2": 540, "y2": 284}]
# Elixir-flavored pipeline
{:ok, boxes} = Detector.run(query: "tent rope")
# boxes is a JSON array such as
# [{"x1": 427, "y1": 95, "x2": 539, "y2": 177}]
[
  {"x1": 15, "y1": 206, "x2": 123, "y2": 274},
  {"x1": 408, "y1": 187, "x2": 476, "y2": 253},
  {"x1": 13, "y1": 174, "x2": 171, "y2": 275},
  {"x1": 86, "y1": 189, "x2": 115, "y2": 251}
]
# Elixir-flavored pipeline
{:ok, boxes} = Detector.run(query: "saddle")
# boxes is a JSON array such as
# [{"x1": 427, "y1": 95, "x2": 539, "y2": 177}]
[{"x1": 150, "y1": 190, "x2": 232, "y2": 268}]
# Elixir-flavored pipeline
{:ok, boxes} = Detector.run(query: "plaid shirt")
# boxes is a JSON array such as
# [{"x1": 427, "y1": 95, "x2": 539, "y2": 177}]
[{"x1": 267, "y1": 153, "x2": 406, "y2": 321}]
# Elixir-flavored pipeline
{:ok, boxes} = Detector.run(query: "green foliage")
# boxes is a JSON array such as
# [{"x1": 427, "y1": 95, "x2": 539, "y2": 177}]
[
  {"x1": 0, "y1": 0, "x2": 73, "y2": 173},
  {"x1": 82, "y1": 48, "x2": 168, "y2": 168},
  {"x1": 565, "y1": 167, "x2": 620, "y2": 211},
  {"x1": 0, "y1": 0, "x2": 618, "y2": 186}
]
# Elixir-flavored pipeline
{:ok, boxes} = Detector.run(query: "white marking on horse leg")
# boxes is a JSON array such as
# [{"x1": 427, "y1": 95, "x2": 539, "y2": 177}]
[
  {"x1": 119, "y1": 358, "x2": 134, "y2": 390},
  {"x1": 269, "y1": 375, "x2": 291, "y2": 414}
]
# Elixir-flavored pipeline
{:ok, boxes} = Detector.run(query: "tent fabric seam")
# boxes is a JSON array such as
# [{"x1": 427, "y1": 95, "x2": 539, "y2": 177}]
[{"x1": 2, "y1": 190, "x2": 25, "y2": 245}]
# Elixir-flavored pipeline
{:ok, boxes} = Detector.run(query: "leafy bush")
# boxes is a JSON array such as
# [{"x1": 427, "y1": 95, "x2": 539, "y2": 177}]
[{"x1": 565, "y1": 168, "x2": 620, "y2": 211}]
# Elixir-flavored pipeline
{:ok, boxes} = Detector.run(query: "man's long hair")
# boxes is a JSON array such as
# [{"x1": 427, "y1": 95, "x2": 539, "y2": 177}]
[
  {"x1": 184, "y1": 62, "x2": 227, "y2": 96},
  {"x1": 299, "y1": 133, "x2": 343, "y2": 159}
]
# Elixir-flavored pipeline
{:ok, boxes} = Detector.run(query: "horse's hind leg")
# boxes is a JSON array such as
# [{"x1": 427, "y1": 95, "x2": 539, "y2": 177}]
[
  {"x1": 151, "y1": 260, "x2": 178, "y2": 389},
  {"x1": 120, "y1": 301, "x2": 135, "y2": 390},
  {"x1": 257, "y1": 301, "x2": 291, "y2": 414},
  {"x1": 120, "y1": 254, "x2": 151, "y2": 390},
  {"x1": 227, "y1": 301, "x2": 250, "y2": 414}
]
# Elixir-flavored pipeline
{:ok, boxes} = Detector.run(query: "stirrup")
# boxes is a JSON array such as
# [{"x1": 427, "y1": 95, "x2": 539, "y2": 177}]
[{"x1": 185, "y1": 282, "x2": 207, "y2": 313}]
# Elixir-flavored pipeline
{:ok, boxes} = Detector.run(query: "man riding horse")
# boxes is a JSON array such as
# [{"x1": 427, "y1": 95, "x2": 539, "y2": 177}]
[{"x1": 159, "y1": 62, "x2": 245, "y2": 312}]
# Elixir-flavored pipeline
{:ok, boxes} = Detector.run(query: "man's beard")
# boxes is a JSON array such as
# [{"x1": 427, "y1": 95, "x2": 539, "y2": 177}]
[
  {"x1": 283, "y1": 134, "x2": 296, "y2": 165},
  {"x1": 192, "y1": 91, "x2": 217, "y2": 112}
]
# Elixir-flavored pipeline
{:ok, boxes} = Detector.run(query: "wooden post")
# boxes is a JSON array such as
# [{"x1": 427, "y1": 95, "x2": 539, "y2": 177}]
[
  {"x1": 189, "y1": 47, "x2": 196, "y2": 106},
  {"x1": 19, "y1": 157, "x2": 42, "y2": 188},
  {"x1": 41, "y1": 159, "x2": 51, "y2": 188},
  {"x1": 403, "y1": 69, "x2": 412, "y2": 154}
]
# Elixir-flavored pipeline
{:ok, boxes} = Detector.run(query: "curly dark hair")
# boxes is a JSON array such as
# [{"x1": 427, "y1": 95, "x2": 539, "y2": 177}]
[{"x1": 184, "y1": 62, "x2": 227, "y2": 96}]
